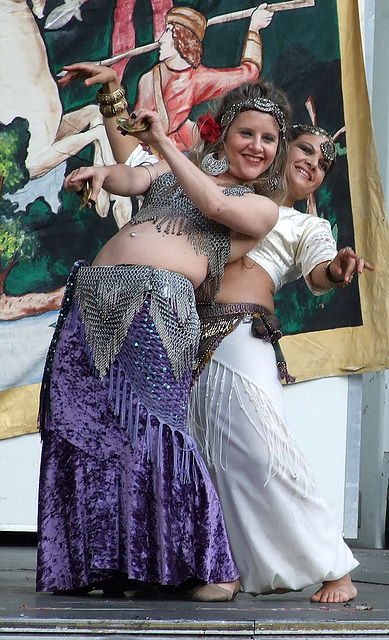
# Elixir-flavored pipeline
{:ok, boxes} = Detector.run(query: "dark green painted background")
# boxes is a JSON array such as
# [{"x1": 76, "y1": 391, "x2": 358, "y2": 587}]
[{"x1": 3, "y1": 0, "x2": 361, "y2": 334}]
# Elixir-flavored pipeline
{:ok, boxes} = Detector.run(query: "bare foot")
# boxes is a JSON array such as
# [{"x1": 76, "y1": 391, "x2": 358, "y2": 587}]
[
  {"x1": 192, "y1": 578, "x2": 240, "y2": 602},
  {"x1": 310, "y1": 574, "x2": 357, "y2": 603}
]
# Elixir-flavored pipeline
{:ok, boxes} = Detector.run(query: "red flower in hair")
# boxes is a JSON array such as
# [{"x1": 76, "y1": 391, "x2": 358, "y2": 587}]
[{"x1": 198, "y1": 112, "x2": 221, "y2": 144}]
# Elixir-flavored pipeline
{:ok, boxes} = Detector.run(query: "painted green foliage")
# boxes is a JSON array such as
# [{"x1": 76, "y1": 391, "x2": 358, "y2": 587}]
[
  {"x1": 1, "y1": 0, "x2": 361, "y2": 333},
  {"x1": 0, "y1": 118, "x2": 32, "y2": 294},
  {"x1": 0, "y1": 118, "x2": 30, "y2": 195},
  {"x1": 0, "y1": 145, "x2": 118, "y2": 296}
]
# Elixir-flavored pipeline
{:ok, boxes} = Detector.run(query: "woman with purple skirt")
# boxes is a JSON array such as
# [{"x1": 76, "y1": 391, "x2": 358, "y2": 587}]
[{"x1": 36, "y1": 79, "x2": 290, "y2": 601}]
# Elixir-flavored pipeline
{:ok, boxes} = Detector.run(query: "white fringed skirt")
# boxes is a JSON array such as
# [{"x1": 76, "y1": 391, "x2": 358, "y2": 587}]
[{"x1": 189, "y1": 320, "x2": 359, "y2": 595}]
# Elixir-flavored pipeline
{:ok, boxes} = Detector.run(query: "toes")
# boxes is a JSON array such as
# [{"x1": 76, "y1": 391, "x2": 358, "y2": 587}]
[{"x1": 311, "y1": 589, "x2": 350, "y2": 604}]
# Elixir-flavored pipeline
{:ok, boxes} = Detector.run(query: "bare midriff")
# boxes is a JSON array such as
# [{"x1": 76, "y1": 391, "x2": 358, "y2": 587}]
[
  {"x1": 92, "y1": 220, "x2": 209, "y2": 290},
  {"x1": 215, "y1": 257, "x2": 275, "y2": 313}
]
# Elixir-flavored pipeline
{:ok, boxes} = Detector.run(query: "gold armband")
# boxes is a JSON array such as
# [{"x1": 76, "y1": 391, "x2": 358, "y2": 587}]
[
  {"x1": 96, "y1": 85, "x2": 126, "y2": 105},
  {"x1": 99, "y1": 98, "x2": 128, "y2": 118},
  {"x1": 241, "y1": 31, "x2": 263, "y2": 69}
]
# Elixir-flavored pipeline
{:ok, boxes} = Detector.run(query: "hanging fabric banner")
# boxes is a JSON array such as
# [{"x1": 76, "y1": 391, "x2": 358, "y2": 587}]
[{"x1": 0, "y1": 0, "x2": 388, "y2": 439}]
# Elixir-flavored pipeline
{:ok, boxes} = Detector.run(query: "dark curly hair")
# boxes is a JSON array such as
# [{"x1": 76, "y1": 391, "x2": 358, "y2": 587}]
[{"x1": 172, "y1": 23, "x2": 203, "y2": 68}]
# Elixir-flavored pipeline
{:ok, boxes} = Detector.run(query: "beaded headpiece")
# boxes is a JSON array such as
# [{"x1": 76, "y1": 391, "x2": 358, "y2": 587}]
[
  {"x1": 292, "y1": 124, "x2": 336, "y2": 163},
  {"x1": 220, "y1": 98, "x2": 287, "y2": 139}
]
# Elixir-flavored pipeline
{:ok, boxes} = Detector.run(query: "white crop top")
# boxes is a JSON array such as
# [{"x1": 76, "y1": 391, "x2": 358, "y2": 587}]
[{"x1": 247, "y1": 206, "x2": 337, "y2": 295}]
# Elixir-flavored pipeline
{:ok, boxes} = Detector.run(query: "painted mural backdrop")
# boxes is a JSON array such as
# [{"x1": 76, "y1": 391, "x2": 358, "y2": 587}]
[{"x1": 0, "y1": 0, "x2": 381, "y2": 438}]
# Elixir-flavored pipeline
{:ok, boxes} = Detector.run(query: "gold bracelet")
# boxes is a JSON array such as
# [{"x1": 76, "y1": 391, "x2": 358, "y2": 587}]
[
  {"x1": 96, "y1": 85, "x2": 126, "y2": 106},
  {"x1": 99, "y1": 98, "x2": 128, "y2": 118},
  {"x1": 324, "y1": 260, "x2": 353, "y2": 289}
]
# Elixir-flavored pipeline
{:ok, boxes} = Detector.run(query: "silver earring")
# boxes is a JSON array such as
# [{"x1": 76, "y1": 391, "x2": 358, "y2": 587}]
[
  {"x1": 201, "y1": 153, "x2": 229, "y2": 176},
  {"x1": 262, "y1": 173, "x2": 280, "y2": 194}
]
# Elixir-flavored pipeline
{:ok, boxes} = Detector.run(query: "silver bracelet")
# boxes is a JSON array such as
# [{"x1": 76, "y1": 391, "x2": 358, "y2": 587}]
[{"x1": 139, "y1": 162, "x2": 158, "y2": 187}]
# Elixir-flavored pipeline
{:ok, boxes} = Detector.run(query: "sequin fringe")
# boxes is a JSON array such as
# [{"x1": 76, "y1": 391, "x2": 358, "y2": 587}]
[
  {"x1": 74, "y1": 265, "x2": 199, "y2": 381},
  {"x1": 104, "y1": 361, "x2": 202, "y2": 482},
  {"x1": 129, "y1": 172, "x2": 253, "y2": 302}
]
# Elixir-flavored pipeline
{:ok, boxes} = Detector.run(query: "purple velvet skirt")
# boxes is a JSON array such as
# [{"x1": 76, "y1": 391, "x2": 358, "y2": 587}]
[{"x1": 36, "y1": 265, "x2": 238, "y2": 592}]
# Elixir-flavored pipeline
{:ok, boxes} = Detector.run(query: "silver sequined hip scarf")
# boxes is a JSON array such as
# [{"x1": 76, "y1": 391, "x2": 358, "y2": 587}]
[{"x1": 74, "y1": 264, "x2": 199, "y2": 381}]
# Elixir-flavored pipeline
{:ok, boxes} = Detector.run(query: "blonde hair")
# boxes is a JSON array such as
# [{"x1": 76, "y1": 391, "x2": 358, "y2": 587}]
[{"x1": 191, "y1": 79, "x2": 292, "y2": 204}]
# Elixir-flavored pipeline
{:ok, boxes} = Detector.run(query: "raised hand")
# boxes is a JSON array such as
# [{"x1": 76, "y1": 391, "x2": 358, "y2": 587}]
[
  {"x1": 249, "y1": 3, "x2": 274, "y2": 31},
  {"x1": 116, "y1": 109, "x2": 168, "y2": 151},
  {"x1": 57, "y1": 63, "x2": 119, "y2": 90}
]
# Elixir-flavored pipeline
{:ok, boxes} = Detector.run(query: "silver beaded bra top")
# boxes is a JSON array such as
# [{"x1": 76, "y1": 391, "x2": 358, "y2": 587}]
[{"x1": 130, "y1": 171, "x2": 254, "y2": 303}]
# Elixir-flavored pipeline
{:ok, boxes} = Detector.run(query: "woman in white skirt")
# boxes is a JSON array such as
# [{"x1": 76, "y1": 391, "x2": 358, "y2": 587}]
[{"x1": 189, "y1": 124, "x2": 374, "y2": 603}]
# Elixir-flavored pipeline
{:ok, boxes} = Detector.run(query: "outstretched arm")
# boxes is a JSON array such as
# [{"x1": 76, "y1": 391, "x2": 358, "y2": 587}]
[
  {"x1": 63, "y1": 159, "x2": 167, "y2": 201},
  {"x1": 308, "y1": 247, "x2": 375, "y2": 291},
  {"x1": 58, "y1": 62, "x2": 140, "y2": 164}
]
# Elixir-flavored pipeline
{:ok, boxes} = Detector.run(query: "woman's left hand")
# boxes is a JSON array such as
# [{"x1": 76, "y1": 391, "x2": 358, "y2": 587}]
[{"x1": 329, "y1": 246, "x2": 375, "y2": 284}]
